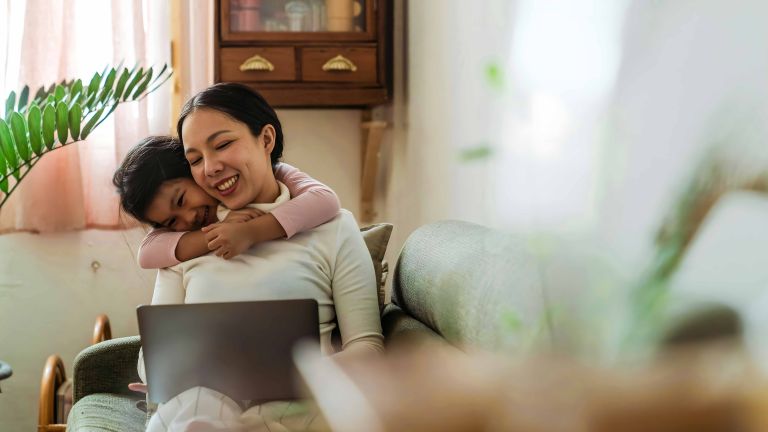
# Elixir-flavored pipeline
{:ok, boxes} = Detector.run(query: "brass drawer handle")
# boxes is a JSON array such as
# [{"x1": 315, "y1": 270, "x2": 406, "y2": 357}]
[
  {"x1": 322, "y1": 55, "x2": 358, "y2": 72},
  {"x1": 239, "y1": 54, "x2": 275, "y2": 72}
]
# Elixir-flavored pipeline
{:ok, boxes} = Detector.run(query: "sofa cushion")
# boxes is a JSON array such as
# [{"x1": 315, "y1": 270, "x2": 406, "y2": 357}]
[
  {"x1": 67, "y1": 393, "x2": 145, "y2": 432},
  {"x1": 360, "y1": 223, "x2": 393, "y2": 310},
  {"x1": 392, "y1": 220, "x2": 547, "y2": 352}
]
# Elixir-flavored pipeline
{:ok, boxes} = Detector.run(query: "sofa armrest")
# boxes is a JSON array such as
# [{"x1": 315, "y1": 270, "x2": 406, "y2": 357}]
[
  {"x1": 73, "y1": 336, "x2": 142, "y2": 404},
  {"x1": 382, "y1": 304, "x2": 447, "y2": 348}
]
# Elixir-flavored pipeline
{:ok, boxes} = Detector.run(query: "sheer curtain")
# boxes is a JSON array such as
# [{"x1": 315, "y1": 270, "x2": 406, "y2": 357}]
[{"x1": 0, "y1": 0, "x2": 171, "y2": 232}]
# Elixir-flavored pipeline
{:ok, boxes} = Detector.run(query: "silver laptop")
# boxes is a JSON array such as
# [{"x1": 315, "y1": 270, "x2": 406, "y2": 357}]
[{"x1": 137, "y1": 299, "x2": 319, "y2": 404}]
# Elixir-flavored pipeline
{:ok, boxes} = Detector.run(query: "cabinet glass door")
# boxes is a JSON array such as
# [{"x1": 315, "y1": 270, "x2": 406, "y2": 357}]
[{"x1": 225, "y1": 0, "x2": 372, "y2": 38}]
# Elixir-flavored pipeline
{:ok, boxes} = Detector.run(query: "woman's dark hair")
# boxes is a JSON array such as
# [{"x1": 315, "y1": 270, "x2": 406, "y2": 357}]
[
  {"x1": 176, "y1": 82, "x2": 284, "y2": 166},
  {"x1": 113, "y1": 135, "x2": 191, "y2": 225}
]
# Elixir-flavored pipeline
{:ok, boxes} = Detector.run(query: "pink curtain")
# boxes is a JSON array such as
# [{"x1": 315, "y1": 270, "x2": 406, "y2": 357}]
[{"x1": 0, "y1": 0, "x2": 171, "y2": 233}]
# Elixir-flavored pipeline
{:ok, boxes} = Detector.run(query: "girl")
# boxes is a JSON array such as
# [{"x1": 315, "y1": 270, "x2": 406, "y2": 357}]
[{"x1": 114, "y1": 137, "x2": 341, "y2": 265}]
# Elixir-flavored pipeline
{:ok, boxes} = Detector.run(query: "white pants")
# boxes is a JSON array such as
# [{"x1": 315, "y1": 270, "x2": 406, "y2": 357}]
[{"x1": 145, "y1": 387, "x2": 324, "y2": 432}]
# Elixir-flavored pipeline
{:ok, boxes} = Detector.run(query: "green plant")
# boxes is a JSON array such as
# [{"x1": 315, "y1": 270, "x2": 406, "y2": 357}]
[{"x1": 0, "y1": 64, "x2": 172, "y2": 208}]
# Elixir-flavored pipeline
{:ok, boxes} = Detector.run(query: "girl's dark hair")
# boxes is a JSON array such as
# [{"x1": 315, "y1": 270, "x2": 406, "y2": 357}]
[
  {"x1": 113, "y1": 135, "x2": 191, "y2": 225},
  {"x1": 177, "y1": 82, "x2": 284, "y2": 165}
]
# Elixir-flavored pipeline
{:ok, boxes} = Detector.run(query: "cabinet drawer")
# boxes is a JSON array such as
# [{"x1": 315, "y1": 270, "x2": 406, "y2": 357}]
[
  {"x1": 301, "y1": 47, "x2": 378, "y2": 83},
  {"x1": 220, "y1": 47, "x2": 296, "y2": 82}
]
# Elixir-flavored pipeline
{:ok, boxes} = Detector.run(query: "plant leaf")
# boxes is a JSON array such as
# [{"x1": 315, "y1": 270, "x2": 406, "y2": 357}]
[
  {"x1": 69, "y1": 103, "x2": 82, "y2": 140},
  {"x1": 5, "y1": 91, "x2": 15, "y2": 120},
  {"x1": 131, "y1": 68, "x2": 154, "y2": 99},
  {"x1": 0, "y1": 119, "x2": 19, "y2": 176},
  {"x1": 114, "y1": 68, "x2": 131, "y2": 100},
  {"x1": 103, "y1": 68, "x2": 117, "y2": 92},
  {"x1": 98, "y1": 87, "x2": 114, "y2": 105},
  {"x1": 69, "y1": 79, "x2": 83, "y2": 105},
  {"x1": 18, "y1": 86, "x2": 30, "y2": 112},
  {"x1": 150, "y1": 64, "x2": 169, "y2": 85},
  {"x1": 97, "y1": 69, "x2": 117, "y2": 104},
  {"x1": 54, "y1": 85, "x2": 66, "y2": 103},
  {"x1": 9, "y1": 112, "x2": 30, "y2": 161},
  {"x1": 27, "y1": 105, "x2": 43, "y2": 156},
  {"x1": 56, "y1": 102, "x2": 69, "y2": 143},
  {"x1": 33, "y1": 85, "x2": 46, "y2": 102},
  {"x1": 87, "y1": 72, "x2": 102, "y2": 97},
  {"x1": 0, "y1": 149, "x2": 8, "y2": 193},
  {"x1": 42, "y1": 104, "x2": 56, "y2": 149},
  {"x1": 80, "y1": 105, "x2": 105, "y2": 139},
  {"x1": 123, "y1": 68, "x2": 144, "y2": 101}
]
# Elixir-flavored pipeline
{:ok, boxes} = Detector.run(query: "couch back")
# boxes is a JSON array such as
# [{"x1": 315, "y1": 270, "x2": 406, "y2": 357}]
[{"x1": 392, "y1": 220, "x2": 550, "y2": 353}]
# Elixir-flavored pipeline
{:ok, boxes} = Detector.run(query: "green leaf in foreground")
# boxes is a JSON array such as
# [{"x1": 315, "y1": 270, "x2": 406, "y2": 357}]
[
  {"x1": 69, "y1": 103, "x2": 82, "y2": 140},
  {"x1": 27, "y1": 105, "x2": 43, "y2": 156},
  {"x1": 0, "y1": 119, "x2": 19, "y2": 175},
  {"x1": 0, "y1": 150, "x2": 8, "y2": 193},
  {"x1": 5, "y1": 91, "x2": 15, "y2": 119},
  {"x1": 56, "y1": 102, "x2": 69, "y2": 143},
  {"x1": 42, "y1": 104, "x2": 56, "y2": 149},
  {"x1": 80, "y1": 105, "x2": 105, "y2": 139},
  {"x1": 18, "y1": 86, "x2": 30, "y2": 112},
  {"x1": 9, "y1": 112, "x2": 30, "y2": 160}
]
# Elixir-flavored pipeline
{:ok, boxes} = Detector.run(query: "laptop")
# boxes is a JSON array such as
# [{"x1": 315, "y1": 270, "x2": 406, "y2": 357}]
[{"x1": 137, "y1": 299, "x2": 319, "y2": 404}]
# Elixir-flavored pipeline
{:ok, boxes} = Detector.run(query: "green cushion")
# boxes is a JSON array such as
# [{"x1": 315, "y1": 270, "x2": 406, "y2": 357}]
[
  {"x1": 392, "y1": 220, "x2": 547, "y2": 352},
  {"x1": 67, "y1": 393, "x2": 145, "y2": 432}
]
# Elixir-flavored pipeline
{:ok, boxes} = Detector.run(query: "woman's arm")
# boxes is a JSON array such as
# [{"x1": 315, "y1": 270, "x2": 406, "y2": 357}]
[
  {"x1": 329, "y1": 212, "x2": 385, "y2": 357},
  {"x1": 273, "y1": 163, "x2": 341, "y2": 238}
]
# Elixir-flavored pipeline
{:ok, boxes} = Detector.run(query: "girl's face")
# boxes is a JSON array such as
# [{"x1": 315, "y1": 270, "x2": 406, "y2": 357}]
[
  {"x1": 144, "y1": 177, "x2": 219, "y2": 231},
  {"x1": 180, "y1": 108, "x2": 277, "y2": 209}
]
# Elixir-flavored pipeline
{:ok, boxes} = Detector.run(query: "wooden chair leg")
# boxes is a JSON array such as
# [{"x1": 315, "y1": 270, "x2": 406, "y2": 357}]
[
  {"x1": 91, "y1": 313, "x2": 112, "y2": 345},
  {"x1": 38, "y1": 355, "x2": 67, "y2": 432}
]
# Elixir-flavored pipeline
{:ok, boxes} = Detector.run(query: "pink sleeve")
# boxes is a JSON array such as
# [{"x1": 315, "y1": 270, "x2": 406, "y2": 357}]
[
  {"x1": 272, "y1": 162, "x2": 341, "y2": 238},
  {"x1": 137, "y1": 228, "x2": 185, "y2": 269}
]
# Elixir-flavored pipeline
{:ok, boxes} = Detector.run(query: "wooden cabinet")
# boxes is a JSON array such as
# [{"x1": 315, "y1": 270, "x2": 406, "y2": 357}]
[{"x1": 214, "y1": 0, "x2": 392, "y2": 108}]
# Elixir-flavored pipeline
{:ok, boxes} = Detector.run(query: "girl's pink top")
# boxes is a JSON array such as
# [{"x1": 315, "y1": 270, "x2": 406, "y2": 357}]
[{"x1": 137, "y1": 163, "x2": 341, "y2": 269}]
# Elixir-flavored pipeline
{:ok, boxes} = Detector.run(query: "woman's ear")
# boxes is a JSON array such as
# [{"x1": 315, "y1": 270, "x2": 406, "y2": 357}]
[{"x1": 260, "y1": 125, "x2": 277, "y2": 154}]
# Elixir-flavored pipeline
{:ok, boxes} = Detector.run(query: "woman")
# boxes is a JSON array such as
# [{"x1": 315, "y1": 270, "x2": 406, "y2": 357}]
[{"x1": 132, "y1": 83, "x2": 383, "y2": 431}]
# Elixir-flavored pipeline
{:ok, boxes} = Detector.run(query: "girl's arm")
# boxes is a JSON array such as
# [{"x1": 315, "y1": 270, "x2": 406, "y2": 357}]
[
  {"x1": 272, "y1": 162, "x2": 341, "y2": 238},
  {"x1": 204, "y1": 163, "x2": 342, "y2": 259},
  {"x1": 137, "y1": 228, "x2": 209, "y2": 269}
]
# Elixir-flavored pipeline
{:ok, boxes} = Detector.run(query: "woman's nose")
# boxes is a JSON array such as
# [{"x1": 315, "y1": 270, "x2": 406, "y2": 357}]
[{"x1": 204, "y1": 157, "x2": 223, "y2": 176}]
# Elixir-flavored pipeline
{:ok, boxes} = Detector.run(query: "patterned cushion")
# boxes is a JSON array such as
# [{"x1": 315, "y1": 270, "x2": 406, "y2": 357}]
[
  {"x1": 360, "y1": 223, "x2": 393, "y2": 310},
  {"x1": 67, "y1": 393, "x2": 145, "y2": 432}
]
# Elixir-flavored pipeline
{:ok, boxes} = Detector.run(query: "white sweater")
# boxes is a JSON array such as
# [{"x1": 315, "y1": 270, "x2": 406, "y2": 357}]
[{"x1": 139, "y1": 182, "x2": 383, "y2": 381}]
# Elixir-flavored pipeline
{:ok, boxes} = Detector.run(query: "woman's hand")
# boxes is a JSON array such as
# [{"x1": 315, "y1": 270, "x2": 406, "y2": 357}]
[
  {"x1": 128, "y1": 382, "x2": 148, "y2": 393},
  {"x1": 202, "y1": 221, "x2": 256, "y2": 259}
]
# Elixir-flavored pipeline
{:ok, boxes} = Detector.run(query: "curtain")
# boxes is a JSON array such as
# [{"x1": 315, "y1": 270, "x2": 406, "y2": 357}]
[{"x1": 0, "y1": 0, "x2": 171, "y2": 233}]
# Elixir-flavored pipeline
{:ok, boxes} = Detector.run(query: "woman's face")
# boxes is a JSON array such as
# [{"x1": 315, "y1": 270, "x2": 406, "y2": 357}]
[
  {"x1": 144, "y1": 177, "x2": 219, "y2": 231},
  {"x1": 181, "y1": 108, "x2": 277, "y2": 209}
]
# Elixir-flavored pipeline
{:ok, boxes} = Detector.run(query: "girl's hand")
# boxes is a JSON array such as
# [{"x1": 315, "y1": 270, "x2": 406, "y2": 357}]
[
  {"x1": 221, "y1": 208, "x2": 264, "y2": 224},
  {"x1": 128, "y1": 382, "x2": 148, "y2": 393},
  {"x1": 202, "y1": 221, "x2": 255, "y2": 259}
]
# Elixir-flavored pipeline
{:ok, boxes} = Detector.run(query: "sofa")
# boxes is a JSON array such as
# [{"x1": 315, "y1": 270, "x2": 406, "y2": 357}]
[
  {"x1": 66, "y1": 219, "x2": 553, "y2": 430},
  {"x1": 68, "y1": 221, "x2": 736, "y2": 432}
]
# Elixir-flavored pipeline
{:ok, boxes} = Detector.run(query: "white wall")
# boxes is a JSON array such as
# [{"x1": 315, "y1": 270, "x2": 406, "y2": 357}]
[{"x1": 0, "y1": 229, "x2": 155, "y2": 430}]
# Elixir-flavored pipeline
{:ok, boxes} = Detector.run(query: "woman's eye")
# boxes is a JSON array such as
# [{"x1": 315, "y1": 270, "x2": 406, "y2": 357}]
[
  {"x1": 216, "y1": 140, "x2": 233, "y2": 150},
  {"x1": 177, "y1": 193, "x2": 185, "y2": 207},
  {"x1": 188, "y1": 158, "x2": 201, "y2": 166}
]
